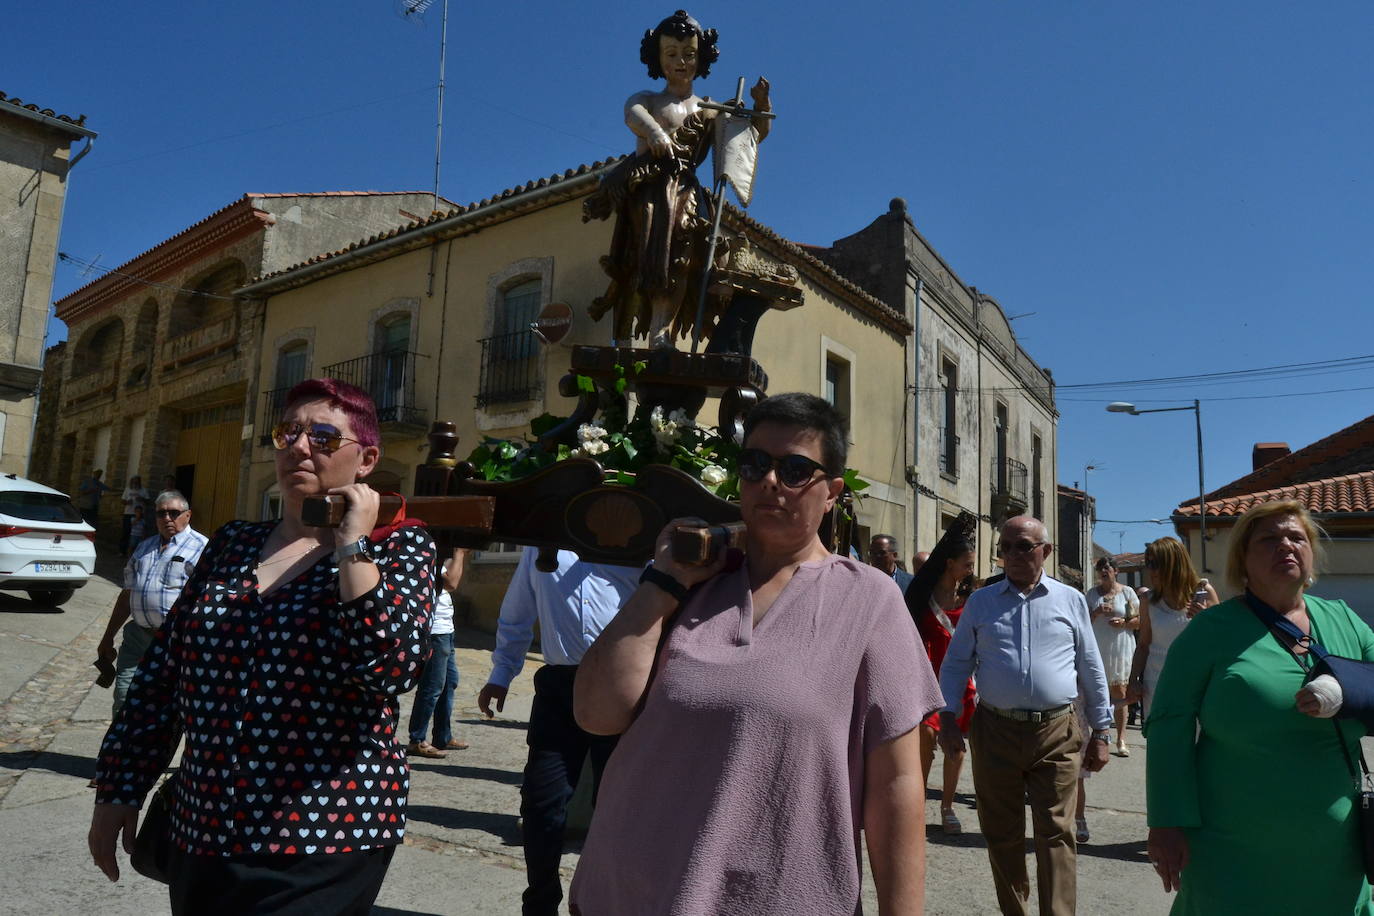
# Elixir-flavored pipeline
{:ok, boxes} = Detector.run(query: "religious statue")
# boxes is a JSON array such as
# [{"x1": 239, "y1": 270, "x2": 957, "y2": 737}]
[{"x1": 584, "y1": 10, "x2": 772, "y2": 349}]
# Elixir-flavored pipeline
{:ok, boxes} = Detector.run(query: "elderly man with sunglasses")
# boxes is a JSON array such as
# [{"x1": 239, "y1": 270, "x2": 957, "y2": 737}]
[
  {"x1": 95, "y1": 489, "x2": 208, "y2": 716},
  {"x1": 936, "y1": 515, "x2": 1112, "y2": 916}
]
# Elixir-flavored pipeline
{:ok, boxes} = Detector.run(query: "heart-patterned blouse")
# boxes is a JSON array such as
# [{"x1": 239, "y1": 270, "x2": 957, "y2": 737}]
[{"x1": 94, "y1": 519, "x2": 436, "y2": 857}]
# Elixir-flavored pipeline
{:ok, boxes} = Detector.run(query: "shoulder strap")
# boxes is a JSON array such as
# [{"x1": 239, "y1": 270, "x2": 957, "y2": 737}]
[
  {"x1": 1243, "y1": 591, "x2": 1367, "y2": 784},
  {"x1": 1241, "y1": 591, "x2": 1332, "y2": 663}
]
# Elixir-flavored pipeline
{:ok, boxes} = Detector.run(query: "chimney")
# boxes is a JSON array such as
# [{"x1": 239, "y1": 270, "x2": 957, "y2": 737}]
[{"x1": 1253, "y1": 442, "x2": 1291, "y2": 471}]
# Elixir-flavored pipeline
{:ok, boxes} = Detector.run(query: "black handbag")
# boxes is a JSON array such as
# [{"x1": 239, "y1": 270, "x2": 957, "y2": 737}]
[
  {"x1": 1244, "y1": 593, "x2": 1374, "y2": 883},
  {"x1": 130, "y1": 777, "x2": 175, "y2": 884}
]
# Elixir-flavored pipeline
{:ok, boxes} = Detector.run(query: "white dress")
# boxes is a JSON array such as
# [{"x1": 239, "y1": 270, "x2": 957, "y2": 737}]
[
  {"x1": 1142, "y1": 598, "x2": 1190, "y2": 718},
  {"x1": 1087, "y1": 585, "x2": 1137, "y2": 688}
]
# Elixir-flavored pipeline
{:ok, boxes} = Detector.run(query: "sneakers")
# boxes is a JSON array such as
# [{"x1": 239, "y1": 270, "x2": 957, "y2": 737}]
[
  {"x1": 1075, "y1": 818, "x2": 1090, "y2": 843},
  {"x1": 407, "y1": 740, "x2": 447, "y2": 759},
  {"x1": 941, "y1": 808, "x2": 962, "y2": 835}
]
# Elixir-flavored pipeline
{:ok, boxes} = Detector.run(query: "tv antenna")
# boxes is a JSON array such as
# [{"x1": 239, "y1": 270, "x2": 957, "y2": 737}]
[
  {"x1": 77, "y1": 253, "x2": 105, "y2": 279},
  {"x1": 395, "y1": 0, "x2": 449, "y2": 213}
]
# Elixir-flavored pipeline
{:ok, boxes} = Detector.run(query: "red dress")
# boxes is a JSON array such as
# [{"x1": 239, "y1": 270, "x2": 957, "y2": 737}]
[{"x1": 916, "y1": 600, "x2": 977, "y2": 733}]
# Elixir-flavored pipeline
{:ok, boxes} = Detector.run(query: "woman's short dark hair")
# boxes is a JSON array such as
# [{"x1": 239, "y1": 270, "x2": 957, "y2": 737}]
[
  {"x1": 1094, "y1": 556, "x2": 1117, "y2": 572},
  {"x1": 640, "y1": 9, "x2": 720, "y2": 79},
  {"x1": 742, "y1": 393, "x2": 848, "y2": 476}
]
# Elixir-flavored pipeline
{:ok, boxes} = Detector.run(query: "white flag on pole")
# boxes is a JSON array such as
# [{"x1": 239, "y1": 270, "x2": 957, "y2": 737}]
[{"x1": 715, "y1": 119, "x2": 760, "y2": 208}]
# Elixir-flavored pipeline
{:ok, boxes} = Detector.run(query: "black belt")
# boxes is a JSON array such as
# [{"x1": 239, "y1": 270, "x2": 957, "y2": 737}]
[{"x1": 981, "y1": 702, "x2": 1073, "y2": 723}]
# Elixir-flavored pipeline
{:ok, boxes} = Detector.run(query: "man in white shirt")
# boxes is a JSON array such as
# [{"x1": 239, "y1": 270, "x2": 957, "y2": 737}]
[
  {"x1": 938, "y1": 516, "x2": 1111, "y2": 916},
  {"x1": 95, "y1": 490, "x2": 209, "y2": 716},
  {"x1": 477, "y1": 547, "x2": 638, "y2": 916}
]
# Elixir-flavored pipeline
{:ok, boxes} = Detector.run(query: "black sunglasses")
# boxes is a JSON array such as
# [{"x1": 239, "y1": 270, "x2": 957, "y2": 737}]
[
  {"x1": 998, "y1": 540, "x2": 1045, "y2": 555},
  {"x1": 154, "y1": 508, "x2": 187, "y2": 519},
  {"x1": 271, "y1": 422, "x2": 361, "y2": 454},
  {"x1": 737, "y1": 448, "x2": 831, "y2": 488}
]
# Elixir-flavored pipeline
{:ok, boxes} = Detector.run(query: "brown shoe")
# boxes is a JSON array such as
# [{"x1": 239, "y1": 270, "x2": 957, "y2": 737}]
[
  {"x1": 443, "y1": 739, "x2": 469, "y2": 750},
  {"x1": 407, "y1": 741, "x2": 447, "y2": 759}
]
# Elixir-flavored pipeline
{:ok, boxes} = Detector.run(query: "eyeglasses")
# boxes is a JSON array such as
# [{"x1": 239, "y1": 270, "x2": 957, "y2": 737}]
[
  {"x1": 737, "y1": 448, "x2": 830, "y2": 488},
  {"x1": 154, "y1": 508, "x2": 187, "y2": 519},
  {"x1": 271, "y1": 422, "x2": 361, "y2": 454},
  {"x1": 998, "y1": 540, "x2": 1046, "y2": 555}
]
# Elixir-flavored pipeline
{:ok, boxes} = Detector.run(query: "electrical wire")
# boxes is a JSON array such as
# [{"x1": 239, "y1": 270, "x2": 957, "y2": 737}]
[{"x1": 56, "y1": 253, "x2": 238, "y2": 301}]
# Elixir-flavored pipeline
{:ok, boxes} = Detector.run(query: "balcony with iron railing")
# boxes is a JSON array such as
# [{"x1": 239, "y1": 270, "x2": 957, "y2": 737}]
[
  {"x1": 257, "y1": 385, "x2": 293, "y2": 446},
  {"x1": 476, "y1": 331, "x2": 539, "y2": 408},
  {"x1": 321, "y1": 349, "x2": 428, "y2": 435},
  {"x1": 160, "y1": 316, "x2": 238, "y2": 371},
  {"x1": 938, "y1": 428, "x2": 960, "y2": 478},
  {"x1": 990, "y1": 456, "x2": 1030, "y2": 518}
]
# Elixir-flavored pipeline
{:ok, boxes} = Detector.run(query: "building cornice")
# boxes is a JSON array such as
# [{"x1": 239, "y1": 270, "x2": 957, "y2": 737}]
[{"x1": 55, "y1": 202, "x2": 272, "y2": 325}]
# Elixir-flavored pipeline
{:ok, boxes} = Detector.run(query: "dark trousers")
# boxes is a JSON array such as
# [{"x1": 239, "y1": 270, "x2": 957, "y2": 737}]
[
  {"x1": 167, "y1": 844, "x2": 395, "y2": 915},
  {"x1": 521, "y1": 664, "x2": 618, "y2": 916},
  {"x1": 119, "y1": 513, "x2": 133, "y2": 554}
]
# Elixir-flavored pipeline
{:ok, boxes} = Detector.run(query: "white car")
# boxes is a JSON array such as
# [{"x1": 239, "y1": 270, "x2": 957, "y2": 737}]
[{"x1": 0, "y1": 474, "x2": 96, "y2": 606}]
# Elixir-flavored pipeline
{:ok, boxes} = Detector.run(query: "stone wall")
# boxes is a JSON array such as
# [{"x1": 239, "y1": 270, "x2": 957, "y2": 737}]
[{"x1": 0, "y1": 114, "x2": 78, "y2": 475}]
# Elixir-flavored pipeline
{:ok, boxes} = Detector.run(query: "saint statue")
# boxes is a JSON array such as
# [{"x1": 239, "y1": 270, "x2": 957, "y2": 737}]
[{"x1": 584, "y1": 10, "x2": 771, "y2": 349}]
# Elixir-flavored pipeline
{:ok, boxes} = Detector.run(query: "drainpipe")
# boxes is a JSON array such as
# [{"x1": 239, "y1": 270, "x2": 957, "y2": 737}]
[
  {"x1": 910, "y1": 274, "x2": 924, "y2": 552},
  {"x1": 975, "y1": 297, "x2": 985, "y2": 570}
]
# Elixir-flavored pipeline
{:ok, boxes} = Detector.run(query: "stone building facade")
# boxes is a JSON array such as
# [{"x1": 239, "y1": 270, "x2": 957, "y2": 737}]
[
  {"x1": 813, "y1": 198, "x2": 1060, "y2": 571},
  {"x1": 0, "y1": 91, "x2": 95, "y2": 475},
  {"x1": 31, "y1": 191, "x2": 447, "y2": 534}
]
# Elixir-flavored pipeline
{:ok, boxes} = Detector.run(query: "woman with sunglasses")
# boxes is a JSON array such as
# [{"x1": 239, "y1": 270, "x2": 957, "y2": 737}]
[
  {"x1": 89, "y1": 378, "x2": 436, "y2": 915},
  {"x1": 1124, "y1": 537, "x2": 1217, "y2": 719},
  {"x1": 569, "y1": 393, "x2": 943, "y2": 915}
]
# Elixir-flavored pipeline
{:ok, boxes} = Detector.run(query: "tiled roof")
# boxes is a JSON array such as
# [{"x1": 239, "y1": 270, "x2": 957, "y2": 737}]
[
  {"x1": 1112, "y1": 551, "x2": 1146, "y2": 569},
  {"x1": 0, "y1": 90, "x2": 88, "y2": 131},
  {"x1": 55, "y1": 191, "x2": 446, "y2": 312},
  {"x1": 241, "y1": 158, "x2": 911, "y2": 335},
  {"x1": 243, "y1": 160, "x2": 625, "y2": 288},
  {"x1": 246, "y1": 191, "x2": 447, "y2": 199},
  {"x1": 1183, "y1": 412, "x2": 1374, "y2": 507},
  {"x1": 1174, "y1": 469, "x2": 1374, "y2": 519}
]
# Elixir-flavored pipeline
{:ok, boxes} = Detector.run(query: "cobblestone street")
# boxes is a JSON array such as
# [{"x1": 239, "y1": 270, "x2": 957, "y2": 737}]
[{"x1": 1, "y1": 559, "x2": 1171, "y2": 915}]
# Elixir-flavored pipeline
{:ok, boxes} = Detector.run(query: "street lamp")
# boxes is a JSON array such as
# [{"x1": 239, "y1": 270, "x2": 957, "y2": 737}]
[
  {"x1": 1083, "y1": 463, "x2": 1100, "y2": 579},
  {"x1": 1106, "y1": 399, "x2": 1208, "y2": 571}
]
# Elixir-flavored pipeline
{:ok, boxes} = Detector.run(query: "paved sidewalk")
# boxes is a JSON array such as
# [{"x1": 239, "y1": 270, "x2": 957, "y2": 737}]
[{"x1": 0, "y1": 558, "x2": 1172, "y2": 915}]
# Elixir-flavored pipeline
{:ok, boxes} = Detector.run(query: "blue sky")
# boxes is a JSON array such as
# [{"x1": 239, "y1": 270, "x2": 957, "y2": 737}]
[{"x1": 15, "y1": 1, "x2": 1374, "y2": 557}]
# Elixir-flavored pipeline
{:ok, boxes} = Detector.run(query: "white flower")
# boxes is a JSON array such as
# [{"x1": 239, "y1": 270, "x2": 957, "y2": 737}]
[
  {"x1": 582, "y1": 439, "x2": 610, "y2": 456},
  {"x1": 700, "y1": 464, "x2": 727, "y2": 487},
  {"x1": 667, "y1": 408, "x2": 691, "y2": 427},
  {"x1": 577, "y1": 423, "x2": 607, "y2": 444}
]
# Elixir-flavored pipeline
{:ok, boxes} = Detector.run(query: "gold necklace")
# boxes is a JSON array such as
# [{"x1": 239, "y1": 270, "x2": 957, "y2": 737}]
[{"x1": 255, "y1": 542, "x2": 327, "y2": 569}]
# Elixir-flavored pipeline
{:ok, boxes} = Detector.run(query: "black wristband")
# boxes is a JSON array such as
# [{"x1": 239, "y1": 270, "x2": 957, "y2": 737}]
[{"x1": 639, "y1": 565, "x2": 688, "y2": 603}]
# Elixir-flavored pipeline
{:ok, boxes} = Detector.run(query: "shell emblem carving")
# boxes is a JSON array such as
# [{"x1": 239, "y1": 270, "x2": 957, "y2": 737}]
[{"x1": 584, "y1": 492, "x2": 644, "y2": 548}]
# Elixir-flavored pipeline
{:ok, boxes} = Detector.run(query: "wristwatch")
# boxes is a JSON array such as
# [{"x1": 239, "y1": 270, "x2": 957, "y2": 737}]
[
  {"x1": 639, "y1": 564, "x2": 688, "y2": 603},
  {"x1": 1090, "y1": 730, "x2": 1112, "y2": 745},
  {"x1": 335, "y1": 536, "x2": 371, "y2": 564}
]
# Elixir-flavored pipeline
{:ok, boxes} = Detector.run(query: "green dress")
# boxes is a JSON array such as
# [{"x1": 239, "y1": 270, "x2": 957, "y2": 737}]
[{"x1": 1146, "y1": 594, "x2": 1374, "y2": 914}]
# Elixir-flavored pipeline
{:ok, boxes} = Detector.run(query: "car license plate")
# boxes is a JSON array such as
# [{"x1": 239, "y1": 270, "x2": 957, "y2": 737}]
[{"x1": 34, "y1": 563, "x2": 73, "y2": 573}]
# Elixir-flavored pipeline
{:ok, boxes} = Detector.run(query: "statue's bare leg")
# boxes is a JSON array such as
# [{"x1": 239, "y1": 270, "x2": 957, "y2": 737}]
[{"x1": 647, "y1": 293, "x2": 676, "y2": 349}]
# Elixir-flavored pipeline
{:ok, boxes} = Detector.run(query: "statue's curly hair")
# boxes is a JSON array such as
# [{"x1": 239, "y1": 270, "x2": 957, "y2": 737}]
[{"x1": 640, "y1": 9, "x2": 719, "y2": 79}]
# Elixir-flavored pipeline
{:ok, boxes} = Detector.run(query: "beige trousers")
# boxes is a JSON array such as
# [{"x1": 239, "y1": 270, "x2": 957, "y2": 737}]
[{"x1": 968, "y1": 706, "x2": 1081, "y2": 916}]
